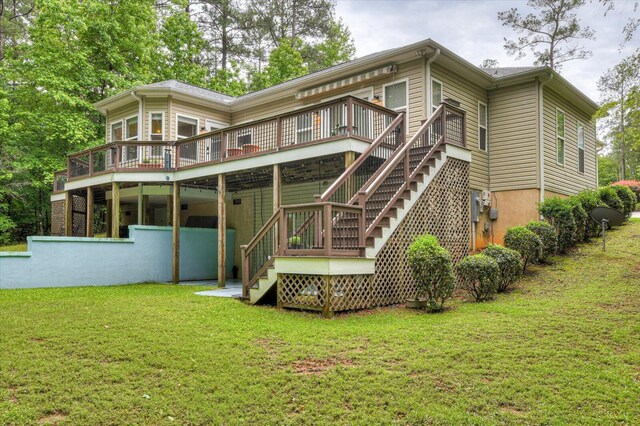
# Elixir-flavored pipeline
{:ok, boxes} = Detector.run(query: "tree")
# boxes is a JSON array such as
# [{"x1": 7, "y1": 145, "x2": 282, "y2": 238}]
[
  {"x1": 249, "y1": 38, "x2": 307, "y2": 91},
  {"x1": 498, "y1": 0, "x2": 594, "y2": 70},
  {"x1": 597, "y1": 53, "x2": 640, "y2": 180},
  {"x1": 479, "y1": 59, "x2": 500, "y2": 68},
  {"x1": 300, "y1": 18, "x2": 355, "y2": 72},
  {"x1": 159, "y1": 8, "x2": 208, "y2": 85}
]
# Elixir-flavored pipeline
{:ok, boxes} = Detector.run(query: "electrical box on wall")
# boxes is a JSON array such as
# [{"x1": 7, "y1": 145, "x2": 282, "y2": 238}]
[
  {"x1": 481, "y1": 190, "x2": 491, "y2": 207},
  {"x1": 470, "y1": 191, "x2": 481, "y2": 223},
  {"x1": 489, "y1": 208, "x2": 499, "y2": 220}
]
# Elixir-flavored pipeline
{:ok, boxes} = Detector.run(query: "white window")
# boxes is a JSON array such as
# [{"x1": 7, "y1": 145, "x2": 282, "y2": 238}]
[
  {"x1": 478, "y1": 102, "x2": 488, "y2": 152},
  {"x1": 177, "y1": 115, "x2": 198, "y2": 139},
  {"x1": 556, "y1": 109, "x2": 565, "y2": 165},
  {"x1": 383, "y1": 80, "x2": 408, "y2": 112},
  {"x1": 431, "y1": 79, "x2": 443, "y2": 113},
  {"x1": 204, "y1": 120, "x2": 227, "y2": 161},
  {"x1": 125, "y1": 116, "x2": 138, "y2": 140},
  {"x1": 110, "y1": 121, "x2": 123, "y2": 142},
  {"x1": 177, "y1": 115, "x2": 199, "y2": 161},
  {"x1": 149, "y1": 112, "x2": 164, "y2": 141},
  {"x1": 577, "y1": 122, "x2": 585, "y2": 173}
]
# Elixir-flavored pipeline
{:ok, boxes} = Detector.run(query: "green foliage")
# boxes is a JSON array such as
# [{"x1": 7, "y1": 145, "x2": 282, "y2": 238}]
[
  {"x1": 481, "y1": 244, "x2": 523, "y2": 292},
  {"x1": 301, "y1": 18, "x2": 356, "y2": 72},
  {"x1": 504, "y1": 226, "x2": 542, "y2": 272},
  {"x1": 250, "y1": 38, "x2": 308, "y2": 91},
  {"x1": 575, "y1": 189, "x2": 605, "y2": 239},
  {"x1": 538, "y1": 197, "x2": 576, "y2": 253},
  {"x1": 567, "y1": 197, "x2": 588, "y2": 245},
  {"x1": 526, "y1": 221, "x2": 558, "y2": 261},
  {"x1": 159, "y1": 9, "x2": 208, "y2": 85},
  {"x1": 598, "y1": 186, "x2": 624, "y2": 211},
  {"x1": 598, "y1": 154, "x2": 620, "y2": 186},
  {"x1": 456, "y1": 254, "x2": 500, "y2": 301},
  {"x1": 407, "y1": 234, "x2": 456, "y2": 312},
  {"x1": 610, "y1": 185, "x2": 637, "y2": 217}
]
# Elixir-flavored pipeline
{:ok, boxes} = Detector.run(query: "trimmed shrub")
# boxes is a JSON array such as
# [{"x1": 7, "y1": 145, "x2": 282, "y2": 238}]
[
  {"x1": 612, "y1": 180, "x2": 640, "y2": 202},
  {"x1": 526, "y1": 221, "x2": 557, "y2": 261},
  {"x1": 575, "y1": 189, "x2": 604, "y2": 239},
  {"x1": 538, "y1": 197, "x2": 576, "y2": 253},
  {"x1": 407, "y1": 234, "x2": 456, "y2": 312},
  {"x1": 611, "y1": 185, "x2": 637, "y2": 218},
  {"x1": 504, "y1": 226, "x2": 542, "y2": 273},
  {"x1": 456, "y1": 254, "x2": 500, "y2": 301},
  {"x1": 482, "y1": 244, "x2": 523, "y2": 292},
  {"x1": 598, "y1": 186, "x2": 624, "y2": 212},
  {"x1": 568, "y1": 197, "x2": 588, "y2": 245}
]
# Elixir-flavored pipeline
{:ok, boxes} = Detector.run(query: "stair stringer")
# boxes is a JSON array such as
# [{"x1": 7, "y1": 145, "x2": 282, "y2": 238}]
[{"x1": 365, "y1": 144, "x2": 472, "y2": 259}]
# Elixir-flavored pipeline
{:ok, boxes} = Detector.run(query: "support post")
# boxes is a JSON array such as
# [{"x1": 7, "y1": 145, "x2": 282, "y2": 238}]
[
  {"x1": 273, "y1": 164, "x2": 281, "y2": 213},
  {"x1": 218, "y1": 174, "x2": 226, "y2": 288},
  {"x1": 64, "y1": 191, "x2": 73, "y2": 237},
  {"x1": 172, "y1": 181, "x2": 180, "y2": 283},
  {"x1": 111, "y1": 182, "x2": 120, "y2": 238},
  {"x1": 137, "y1": 183, "x2": 143, "y2": 225},
  {"x1": 86, "y1": 186, "x2": 94, "y2": 237},
  {"x1": 344, "y1": 151, "x2": 356, "y2": 202}
]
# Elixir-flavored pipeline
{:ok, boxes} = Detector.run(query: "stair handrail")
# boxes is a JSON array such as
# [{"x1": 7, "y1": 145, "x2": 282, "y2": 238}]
[
  {"x1": 319, "y1": 113, "x2": 405, "y2": 203},
  {"x1": 241, "y1": 208, "x2": 282, "y2": 297},
  {"x1": 357, "y1": 104, "x2": 453, "y2": 237}
]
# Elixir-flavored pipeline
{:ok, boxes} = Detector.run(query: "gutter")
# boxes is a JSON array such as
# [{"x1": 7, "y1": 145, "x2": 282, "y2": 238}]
[
  {"x1": 425, "y1": 48, "x2": 440, "y2": 115},
  {"x1": 538, "y1": 73, "x2": 553, "y2": 204}
]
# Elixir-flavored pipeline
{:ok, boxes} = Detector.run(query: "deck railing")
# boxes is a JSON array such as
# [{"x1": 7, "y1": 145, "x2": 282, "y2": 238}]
[
  {"x1": 59, "y1": 96, "x2": 398, "y2": 189},
  {"x1": 240, "y1": 202, "x2": 364, "y2": 297},
  {"x1": 53, "y1": 170, "x2": 68, "y2": 193}
]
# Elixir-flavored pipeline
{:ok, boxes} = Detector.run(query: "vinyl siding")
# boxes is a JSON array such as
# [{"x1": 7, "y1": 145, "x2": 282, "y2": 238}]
[
  {"x1": 488, "y1": 82, "x2": 539, "y2": 190},
  {"x1": 170, "y1": 98, "x2": 231, "y2": 138},
  {"x1": 542, "y1": 88, "x2": 597, "y2": 195},
  {"x1": 432, "y1": 63, "x2": 488, "y2": 190}
]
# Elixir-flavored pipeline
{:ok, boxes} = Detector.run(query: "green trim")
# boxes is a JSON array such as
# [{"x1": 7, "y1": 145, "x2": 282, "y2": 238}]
[{"x1": 0, "y1": 252, "x2": 32, "y2": 258}]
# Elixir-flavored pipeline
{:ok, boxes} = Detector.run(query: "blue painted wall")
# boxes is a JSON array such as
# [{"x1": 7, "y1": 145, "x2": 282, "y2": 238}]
[{"x1": 0, "y1": 226, "x2": 235, "y2": 289}]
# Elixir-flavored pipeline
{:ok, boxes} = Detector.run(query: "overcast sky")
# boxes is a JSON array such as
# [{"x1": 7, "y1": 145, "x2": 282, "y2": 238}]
[{"x1": 335, "y1": 0, "x2": 639, "y2": 102}]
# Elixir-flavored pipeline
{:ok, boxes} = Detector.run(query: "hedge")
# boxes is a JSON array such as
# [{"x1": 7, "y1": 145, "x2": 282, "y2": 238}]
[
  {"x1": 538, "y1": 197, "x2": 576, "y2": 253},
  {"x1": 482, "y1": 244, "x2": 523, "y2": 292},
  {"x1": 456, "y1": 254, "x2": 500, "y2": 301},
  {"x1": 610, "y1": 185, "x2": 637, "y2": 218},
  {"x1": 504, "y1": 226, "x2": 542, "y2": 273},
  {"x1": 526, "y1": 221, "x2": 557, "y2": 261}
]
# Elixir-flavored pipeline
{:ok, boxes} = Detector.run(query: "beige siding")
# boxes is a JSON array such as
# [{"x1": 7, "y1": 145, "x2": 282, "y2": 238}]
[
  {"x1": 432, "y1": 63, "x2": 489, "y2": 189},
  {"x1": 543, "y1": 88, "x2": 597, "y2": 195},
  {"x1": 170, "y1": 98, "x2": 231, "y2": 139},
  {"x1": 488, "y1": 82, "x2": 539, "y2": 191},
  {"x1": 106, "y1": 102, "x2": 138, "y2": 142},
  {"x1": 143, "y1": 98, "x2": 169, "y2": 141}
]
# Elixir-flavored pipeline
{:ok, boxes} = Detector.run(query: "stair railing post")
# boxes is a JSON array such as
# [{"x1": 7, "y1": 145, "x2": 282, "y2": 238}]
[
  {"x1": 358, "y1": 205, "x2": 366, "y2": 248},
  {"x1": 442, "y1": 105, "x2": 448, "y2": 143},
  {"x1": 279, "y1": 208, "x2": 287, "y2": 255},
  {"x1": 324, "y1": 203, "x2": 333, "y2": 256},
  {"x1": 241, "y1": 245, "x2": 249, "y2": 298}
]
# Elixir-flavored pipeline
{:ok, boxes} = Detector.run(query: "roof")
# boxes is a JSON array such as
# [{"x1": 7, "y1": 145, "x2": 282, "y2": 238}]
[
  {"x1": 142, "y1": 80, "x2": 235, "y2": 104},
  {"x1": 93, "y1": 38, "x2": 598, "y2": 114},
  {"x1": 480, "y1": 67, "x2": 542, "y2": 78}
]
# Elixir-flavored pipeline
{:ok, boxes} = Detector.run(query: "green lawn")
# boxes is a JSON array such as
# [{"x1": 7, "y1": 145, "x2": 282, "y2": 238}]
[{"x1": 1, "y1": 222, "x2": 639, "y2": 425}]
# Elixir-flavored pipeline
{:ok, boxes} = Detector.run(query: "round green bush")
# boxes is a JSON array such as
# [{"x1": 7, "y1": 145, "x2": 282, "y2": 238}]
[
  {"x1": 407, "y1": 234, "x2": 456, "y2": 312},
  {"x1": 575, "y1": 189, "x2": 604, "y2": 239},
  {"x1": 598, "y1": 186, "x2": 624, "y2": 212},
  {"x1": 504, "y1": 226, "x2": 542, "y2": 272},
  {"x1": 610, "y1": 185, "x2": 637, "y2": 218},
  {"x1": 537, "y1": 197, "x2": 576, "y2": 253},
  {"x1": 568, "y1": 197, "x2": 588, "y2": 245},
  {"x1": 526, "y1": 221, "x2": 557, "y2": 261},
  {"x1": 482, "y1": 244, "x2": 523, "y2": 292},
  {"x1": 455, "y1": 254, "x2": 499, "y2": 301}
]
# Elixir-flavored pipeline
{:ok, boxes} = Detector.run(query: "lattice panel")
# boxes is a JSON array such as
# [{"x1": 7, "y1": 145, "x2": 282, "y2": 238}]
[
  {"x1": 51, "y1": 200, "x2": 65, "y2": 236},
  {"x1": 372, "y1": 158, "x2": 470, "y2": 306},
  {"x1": 328, "y1": 275, "x2": 373, "y2": 312},
  {"x1": 72, "y1": 194, "x2": 87, "y2": 237},
  {"x1": 278, "y1": 274, "x2": 327, "y2": 311}
]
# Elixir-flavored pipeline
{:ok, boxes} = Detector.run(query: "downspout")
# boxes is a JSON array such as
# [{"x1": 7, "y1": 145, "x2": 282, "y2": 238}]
[
  {"x1": 538, "y1": 73, "x2": 553, "y2": 206},
  {"x1": 425, "y1": 48, "x2": 440, "y2": 117}
]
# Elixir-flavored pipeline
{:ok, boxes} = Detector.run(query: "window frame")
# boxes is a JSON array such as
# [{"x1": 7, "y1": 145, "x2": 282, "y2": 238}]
[
  {"x1": 148, "y1": 111, "x2": 165, "y2": 141},
  {"x1": 478, "y1": 101, "x2": 488, "y2": 152},
  {"x1": 110, "y1": 120, "x2": 123, "y2": 143},
  {"x1": 382, "y1": 78, "x2": 409, "y2": 115},
  {"x1": 556, "y1": 108, "x2": 566, "y2": 166},
  {"x1": 175, "y1": 113, "x2": 200, "y2": 140},
  {"x1": 124, "y1": 114, "x2": 139, "y2": 141},
  {"x1": 577, "y1": 121, "x2": 585, "y2": 174},
  {"x1": 431, "y1": 78, "x2": 443, "y2": 113}
]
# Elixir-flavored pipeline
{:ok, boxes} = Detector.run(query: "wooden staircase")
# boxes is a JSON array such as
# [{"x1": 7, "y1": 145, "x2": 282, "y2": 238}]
[{"x1": 243, "y1": 103, "x2": 467, "y2": 304}]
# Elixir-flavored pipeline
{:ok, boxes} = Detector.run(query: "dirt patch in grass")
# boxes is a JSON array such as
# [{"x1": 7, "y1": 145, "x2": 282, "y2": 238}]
[
  {"x1": 499, "y1": 402, "x2": 527, "y2": 416},
  {"x1": 38, "y1": 412, "x2": 67, "y2": 425},
  {"x1": 254, "y1": 337, "x2": 286, "y2": 359},
  {"x1": 292, "y1": 357, "x2": 353, "y2": 375}
]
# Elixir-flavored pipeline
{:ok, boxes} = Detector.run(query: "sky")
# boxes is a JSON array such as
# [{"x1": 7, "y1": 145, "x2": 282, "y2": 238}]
[{"x1": 335, "y1": 0, "x2": 639, "y2": 102}]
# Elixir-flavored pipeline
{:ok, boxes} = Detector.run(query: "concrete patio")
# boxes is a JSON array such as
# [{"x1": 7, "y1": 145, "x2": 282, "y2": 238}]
[{"x1": 182, "y1": 279, "x2": 244, "y2": 298}]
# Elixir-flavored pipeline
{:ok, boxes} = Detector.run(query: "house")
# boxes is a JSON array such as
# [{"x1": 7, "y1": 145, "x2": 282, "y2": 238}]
[{"x1": 45, "y1": 38, "x2": 598, "y2": 315}]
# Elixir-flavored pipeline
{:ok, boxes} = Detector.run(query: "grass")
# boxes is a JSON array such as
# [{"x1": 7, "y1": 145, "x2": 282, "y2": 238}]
[
  {"x1": 0, "y1": 243, "x2": 27, "y2": 252},
  {"x1": 1, "y1": 222, "x2": 639, "y2": 425}
]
